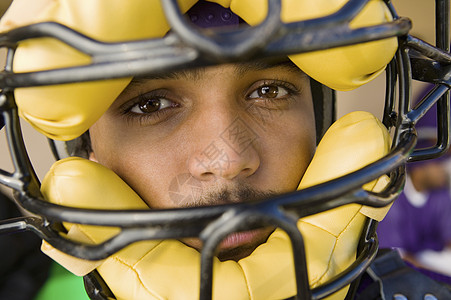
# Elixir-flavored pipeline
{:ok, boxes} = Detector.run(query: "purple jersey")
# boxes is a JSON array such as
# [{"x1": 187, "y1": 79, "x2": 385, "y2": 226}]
[{"x1": 377, "y1": 178, "x2": 451, "y2": 254}]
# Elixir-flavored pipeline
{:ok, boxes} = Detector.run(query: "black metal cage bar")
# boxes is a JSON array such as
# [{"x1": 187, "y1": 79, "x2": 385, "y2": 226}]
[{"x1": 0, "y1": 0, "x2": 449, "y2": 299}]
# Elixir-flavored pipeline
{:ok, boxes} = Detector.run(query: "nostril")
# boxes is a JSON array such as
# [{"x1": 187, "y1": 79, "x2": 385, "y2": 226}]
[
  {"x1": 242, "y1": 168, "x2": 253, "y2": 175},
  {"x1": 200, "y1": 171, "x2": 215, "y2": 180}
]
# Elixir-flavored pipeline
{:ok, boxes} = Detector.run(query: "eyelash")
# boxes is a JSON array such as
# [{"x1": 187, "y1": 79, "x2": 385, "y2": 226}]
[
  {"x1": 121, "y1": 91, "x2": 178, "y2": 125},
  {"x1": 246, "y1": 80, "x2": 300, "y2": 104},
  {"x1": 120, "y1": 79, "x2": 301, "y2": 124},
  {"x1": 247, "y1": 80, "x2": 300, "y2": 101}
]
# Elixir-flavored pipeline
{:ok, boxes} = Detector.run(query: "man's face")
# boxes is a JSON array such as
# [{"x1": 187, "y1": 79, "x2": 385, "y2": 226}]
[{"x1": 89, "y1": 61, "x2": 316, "y2": 260}]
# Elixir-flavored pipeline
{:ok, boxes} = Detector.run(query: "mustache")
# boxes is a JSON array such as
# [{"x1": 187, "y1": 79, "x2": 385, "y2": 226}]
[{"x1": 181, "y1": 186, "x2": 279, "y2": 208}]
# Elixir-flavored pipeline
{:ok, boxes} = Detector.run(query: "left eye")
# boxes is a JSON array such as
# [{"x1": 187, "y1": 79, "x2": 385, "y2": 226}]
[
  {"x1": 130, "y1": 97, "x2": 174, "y2": 114},
  {"x1": 248, "y1": 85, "x2": 288, "y2": 99}
]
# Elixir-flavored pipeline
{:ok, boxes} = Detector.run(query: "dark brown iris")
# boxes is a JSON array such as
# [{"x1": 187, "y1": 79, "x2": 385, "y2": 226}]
[
  {"x1": 258, "y1": 85, "x2": 278, "y2": 98},
  {"x1": 138, "y1": 99, "x2": 160, "y2": 113}
]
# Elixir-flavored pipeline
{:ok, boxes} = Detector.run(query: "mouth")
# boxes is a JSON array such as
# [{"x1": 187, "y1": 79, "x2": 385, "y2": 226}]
[{"x1": 182, "y1": 227, "x2": 275, "y2": 261}]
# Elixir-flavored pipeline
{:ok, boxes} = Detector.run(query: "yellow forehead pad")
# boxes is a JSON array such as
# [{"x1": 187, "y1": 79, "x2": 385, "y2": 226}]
[{"x1": 0, "y1": 0, "x2": 397, "y2": 140}]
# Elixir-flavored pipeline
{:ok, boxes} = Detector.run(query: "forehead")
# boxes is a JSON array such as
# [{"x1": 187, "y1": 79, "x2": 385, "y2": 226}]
[{"x1": 130, "y1": 59, "x2": 307, "y2": 85}]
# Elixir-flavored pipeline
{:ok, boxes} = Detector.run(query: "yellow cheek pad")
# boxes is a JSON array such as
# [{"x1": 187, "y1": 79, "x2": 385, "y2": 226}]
[
  {"x1": 0, "y1": 0, "x2": 397, "y2": 140},
  {"x1": 41, "y1": 111, "x2": 392, "y2": 300},
  {"x1": 0, "y1": 0, "x2": 197, "y2": 140}
]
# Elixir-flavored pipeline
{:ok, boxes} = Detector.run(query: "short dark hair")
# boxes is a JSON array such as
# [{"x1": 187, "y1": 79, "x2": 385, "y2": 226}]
[{"x1": 68, "y1": 131, "x2": 92, "y2": 158}]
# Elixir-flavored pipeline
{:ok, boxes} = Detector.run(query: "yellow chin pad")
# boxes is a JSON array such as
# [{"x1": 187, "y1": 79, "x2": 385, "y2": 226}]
[
  {"x1": 41, "y1": 111, "x2": 391, "y2": 300},
  {"x1": 1, "y1": 0, "x2": 397, "y2": 140}
]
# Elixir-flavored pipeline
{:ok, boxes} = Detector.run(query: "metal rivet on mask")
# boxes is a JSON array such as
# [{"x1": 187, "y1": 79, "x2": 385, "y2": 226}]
[
  {"x1": 424, "y1": 294, "x2": 438, "y2": 300},
  {"x1": 222, "y1": 11, "x2": 231, "y2": 21},
  {"x1": 190, "y1": 15, "x2": 198, "y2": 22},
  {"x1": 393, "y1": 294, "x2": 408, "y2": 300}
]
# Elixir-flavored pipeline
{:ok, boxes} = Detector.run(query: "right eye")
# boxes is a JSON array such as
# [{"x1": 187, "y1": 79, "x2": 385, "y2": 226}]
[
  {"x1": 247, "y1": 84, "x2": 289, "y2": 100},
  {"x1": 130, "y1": 96, "x2": 175, "y2": 114}
]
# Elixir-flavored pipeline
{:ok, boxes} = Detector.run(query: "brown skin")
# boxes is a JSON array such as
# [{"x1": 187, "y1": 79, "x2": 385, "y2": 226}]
[{"x1": 89, "y1": 61, "x2": 316, "y2": 261}]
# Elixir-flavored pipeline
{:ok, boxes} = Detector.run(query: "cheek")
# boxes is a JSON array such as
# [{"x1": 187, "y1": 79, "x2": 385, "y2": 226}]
[
  {"x1": 275, "y1": 126, "x2": 315, "y2": 189},
  {"x1": 89, "y1": 120, "x2": 185, "y2": 209},
  {"x1": 259, "y1": 110, "x2": 316, "y2": 191},
  {"x1": 118, "y1": 153, "x2": 178, "y2": 208},
  {"x1": 280, "y1": 97, "x2": 316, "y2": 187}
]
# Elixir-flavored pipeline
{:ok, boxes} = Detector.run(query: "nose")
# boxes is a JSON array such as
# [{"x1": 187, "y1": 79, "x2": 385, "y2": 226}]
[{"x1": 188, "y1": 117, "x2": 261, "y2": 181}]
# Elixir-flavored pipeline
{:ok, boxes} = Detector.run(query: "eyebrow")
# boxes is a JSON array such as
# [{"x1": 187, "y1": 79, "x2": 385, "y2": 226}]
[
  {"x1": 234, "y1": 59, "x2": 306, "y2": 77},
  {"x1": 129, "y1": 59, "x2": 306, "y2": 86}
]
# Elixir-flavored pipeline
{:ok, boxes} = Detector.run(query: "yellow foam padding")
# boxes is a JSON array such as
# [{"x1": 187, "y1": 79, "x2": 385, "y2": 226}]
[
  {"x1": 0, "y1": 0, "x2": 397, "y2": 140},
  {"x1": 40, "y1": 111, "x2": 392, "y2": 300},
  {"x1": 0, "y1": 0, "x2": 197, "y2": 140},
  {"x1": 231, "y1": 0, "x2": 398, "y2": 91}
]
